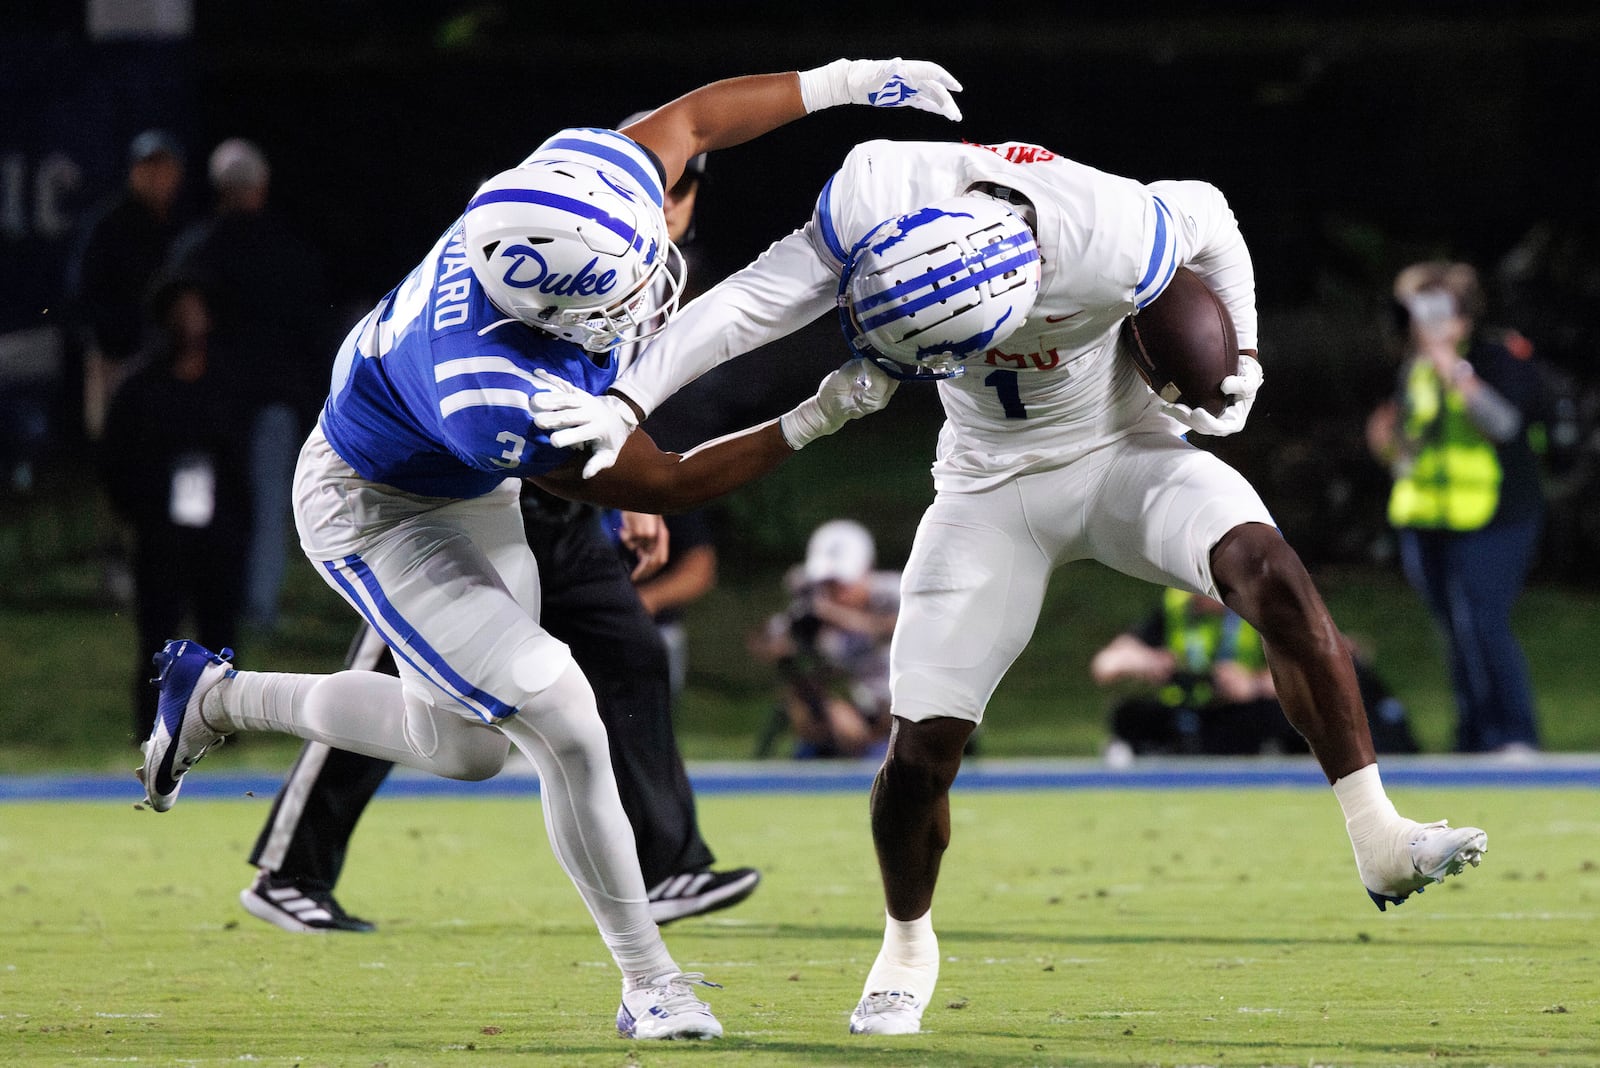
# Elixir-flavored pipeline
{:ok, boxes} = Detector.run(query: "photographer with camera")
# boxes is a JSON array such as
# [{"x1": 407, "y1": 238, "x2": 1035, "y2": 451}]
[
  {"x1": 749, "y1": 519, "x2": 899, "y2": 759},
  {"x1": 1093, "y1": 588, "x2": 1285, "y2": 761},
  {"x1": 1364, "y1": 260, "x2": 1549, "y2": 755}
]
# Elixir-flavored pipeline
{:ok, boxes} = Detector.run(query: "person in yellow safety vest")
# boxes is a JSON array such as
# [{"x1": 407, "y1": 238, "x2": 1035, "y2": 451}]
[
  {"x1": 1365, "y1": 260, "x2": 1548, "y2": 755},
  {"x1": 1093, "y1": 589, "x2": 1288, "y2": 758},
  {"x1": 1093, "y1": 589, "x2": 1420, "y2": 761}
]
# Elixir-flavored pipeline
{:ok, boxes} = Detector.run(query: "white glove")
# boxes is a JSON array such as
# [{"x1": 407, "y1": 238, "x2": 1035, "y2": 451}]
[
  {"x1": 529, "y1": 369, "x2": 639, "y2": 479},
  {"x1": 1161, "y1": 352, "x2": 1264, "y2": 437},
  {"x1": 798, "y1": 58, "x2": 963, "y2": 121},
  {"x1": 779, "y1": 359, "x2": 900, "y2": 450}
]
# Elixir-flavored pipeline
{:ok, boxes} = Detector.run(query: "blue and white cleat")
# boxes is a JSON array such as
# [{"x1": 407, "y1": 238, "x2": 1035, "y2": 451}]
[
  {"x1": 617, "y1": 972, "x2": 723, "y2": 1040},
  {"x1": 138, "y1": 639, "x2": 235, "y2": 812},
  {"x1": 1366, "y1": 819, "x2": 1487, "y2": 911},
  {"x1": 849, "y1": 990, "x2": 926, "y2": 1035}
]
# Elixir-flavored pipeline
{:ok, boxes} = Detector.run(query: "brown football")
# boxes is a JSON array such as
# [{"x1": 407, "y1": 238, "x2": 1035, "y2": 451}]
[{"x1": 1120, "y1": 266, "x2": 1239, "y2": 415}]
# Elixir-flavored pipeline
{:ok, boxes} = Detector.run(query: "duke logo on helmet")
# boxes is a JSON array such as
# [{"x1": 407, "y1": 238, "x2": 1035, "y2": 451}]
[
  {"x1": 464, "y1": 128, "x2": 683, "y2": 352},
  {"x1": 498, "y1": 247, "x2": 618, "y2": 298},
  {"x1": 838, "y1": 194, "x2": 1041, "y2": 380}
]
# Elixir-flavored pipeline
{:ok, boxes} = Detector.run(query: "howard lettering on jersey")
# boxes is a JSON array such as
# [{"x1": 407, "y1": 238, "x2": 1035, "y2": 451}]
[
  {"x1": 966, "y1": 140, "x2": 1059, "y2": 165},
  {"x1": 433, "y1": 230, "x2": 474, "y2": 331},
  {"x1": 498, "y1": 244, "x2": 618, "y2": 298}
]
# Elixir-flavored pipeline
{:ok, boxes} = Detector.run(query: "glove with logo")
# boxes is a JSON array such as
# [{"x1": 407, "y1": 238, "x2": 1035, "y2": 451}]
[
  {"x1": 798, "y1": 58, "x2": 963, "y2": 121},
  {"x1": 530, "y1": 369, "x2": 639, "y2": 479},
  {"x1": 1161, "y1": 352, "x2": 1264, "y2": 437},
  {"x1": 779, "y1": 358, "x2": 901, "y2": 450}
]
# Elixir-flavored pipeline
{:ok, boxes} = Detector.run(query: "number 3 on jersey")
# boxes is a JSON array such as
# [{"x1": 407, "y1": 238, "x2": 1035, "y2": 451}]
[
  {"x1": 492, "y1": 430, "x2": 528, "y2": 469},
  {"x1": 984, "y1": 369, "x2": 1029, "y2": 419}
]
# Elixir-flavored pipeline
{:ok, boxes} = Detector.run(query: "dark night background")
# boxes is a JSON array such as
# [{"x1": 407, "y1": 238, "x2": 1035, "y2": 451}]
[{"x1": 5, "y1": 2, "x2": 1600, "y2": 578}]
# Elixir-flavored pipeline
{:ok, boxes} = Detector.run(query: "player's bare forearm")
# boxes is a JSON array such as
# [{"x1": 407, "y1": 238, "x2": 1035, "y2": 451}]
[
  {"x1": 624, "y1": 74, "x2": 804, "y2": 186},
  {"x1": 530, "y1": 421, "x2": 796, "y2": 515}
]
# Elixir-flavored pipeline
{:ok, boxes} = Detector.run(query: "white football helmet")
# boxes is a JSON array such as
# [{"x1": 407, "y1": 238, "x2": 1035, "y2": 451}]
[
  {"x1": 464, "y1": 131, "x2": 683, "y2": 352},
  {"x1": 838, "y1": 194, "x2": 1041, "y2": 380}
]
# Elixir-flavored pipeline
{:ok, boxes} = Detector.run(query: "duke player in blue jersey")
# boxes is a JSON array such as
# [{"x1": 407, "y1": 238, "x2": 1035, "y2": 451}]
[
  {"x1": 551, "y1": 135, "x2": 1491, "y2": 1036},
  {"x1": 136, "y1": 59, "x2": 956, "y2": 1041}
]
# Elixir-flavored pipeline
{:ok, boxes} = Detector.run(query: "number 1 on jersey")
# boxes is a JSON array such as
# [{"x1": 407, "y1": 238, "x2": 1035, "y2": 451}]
[{"x1": 984, "y1": 369, "x2": 1028, "y2": 419}]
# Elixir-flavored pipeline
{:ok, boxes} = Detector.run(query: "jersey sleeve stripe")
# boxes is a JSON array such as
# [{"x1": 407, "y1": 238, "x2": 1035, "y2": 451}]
[
  {"x1": 814, "y1": 173, "x2": 849, "y2": 266},
  {"x1": 435, "y1": 356, "x2": 539, "y2": 385},
  {"x1": 439, "y1": 387, "x2": 534, "y2": 418},
  {"x1": 321, "y1": 555, "x2": 518, "y2": 722},
  {"x1": 1134, "y1": 195, "x2": 1179, "y2": 309}
]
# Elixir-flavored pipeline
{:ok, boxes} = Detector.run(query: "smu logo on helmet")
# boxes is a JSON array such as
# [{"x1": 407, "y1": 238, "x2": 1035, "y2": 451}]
[
  {"x1": 916, "y1": 307, "x2": 1018, "y2": 364},
  {"x1": 870, "y1": 205, "x2": 973, "y2": 257},
  {"x1": 498, "y1": 244, "x2": 618, "y2": 297}
]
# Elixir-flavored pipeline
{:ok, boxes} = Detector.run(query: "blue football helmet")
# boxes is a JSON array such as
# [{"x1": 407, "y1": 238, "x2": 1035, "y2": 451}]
[
  {"x1": 464, "y1": 130, "x2": 683, "y2": 352},
  {"x1": 838, "y1": 194, "x2": 1041, "y2": 380}
]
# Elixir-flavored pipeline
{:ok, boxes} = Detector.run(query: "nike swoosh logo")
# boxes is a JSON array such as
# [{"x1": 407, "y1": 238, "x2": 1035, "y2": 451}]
[{"x1": 1044, "y1": 312, "x2": 1081, "y2": 323}]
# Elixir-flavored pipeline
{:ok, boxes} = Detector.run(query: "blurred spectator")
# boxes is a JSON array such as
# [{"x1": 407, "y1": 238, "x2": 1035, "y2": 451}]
[
  {"x1": 1094, "y1": 588, "x2": 1418, "y2": 763},
  {"x1": 633, "y1": 509, "x2": 718, "y2": 700},
  {"x1": 1364, "y1": 261, "x2": 1548, "y2": 755},
  {"x1": 1094, "y1": 588, "x2": 1282, "y2": 760},
  {"x1": 749, "y1": 520, "x2": 899, "y2": 759},
  {"x1": 97, "y1": 277, "x2": 250, "y2": 743},
  {"x1": 168, "y1": 138, "x2": 333, "y2": 632},
  {"x1": 65, "y1": 129, "x2": 187, "y2": 441}
]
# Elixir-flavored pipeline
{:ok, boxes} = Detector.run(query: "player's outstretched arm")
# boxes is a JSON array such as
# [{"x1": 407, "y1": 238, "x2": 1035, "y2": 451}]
[
  {"x1": 624, "y1": 59, "x2": 962, "y2": 188},
  {"x1": 530, "y1": 359, "x2": 898, "y2": 513}
]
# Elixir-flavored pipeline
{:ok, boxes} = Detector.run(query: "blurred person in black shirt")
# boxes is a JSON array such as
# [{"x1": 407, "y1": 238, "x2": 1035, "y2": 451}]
[
  {"x1": 169, "y1": 138, "x2": 332, "y2": 633},
  {"x1": 98, "y1": 277, "x2": 249, "y2": 742},
  {"x1": 66, "y1": 130, "x2": 187, "y2": 441}
]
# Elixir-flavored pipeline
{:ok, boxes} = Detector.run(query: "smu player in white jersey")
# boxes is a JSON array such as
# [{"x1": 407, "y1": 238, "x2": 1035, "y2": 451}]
[
  {"x1": 561, "y1": 137, "x2": 1489, "y2": 1036},
  {"x1": 135, "y1": 60, "x2": 954, "y2": 1041}
]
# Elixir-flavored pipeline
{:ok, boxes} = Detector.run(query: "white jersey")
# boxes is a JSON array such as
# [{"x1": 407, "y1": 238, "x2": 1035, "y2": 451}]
[{"x1": 614, "y1": 138, "x2": 1257, "y2": 491}]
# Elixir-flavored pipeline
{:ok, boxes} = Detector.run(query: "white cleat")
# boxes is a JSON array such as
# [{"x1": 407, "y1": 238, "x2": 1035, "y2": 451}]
[
  {"x1": 617, "y1": 972, "x2": 723, "y2": 1040},
  {"x1": 849, "y1": 990, "x2": 926, "y2": 1035},
  {"x1": 1365, "y1": 819, "x2": 1487, "y2": 911}
]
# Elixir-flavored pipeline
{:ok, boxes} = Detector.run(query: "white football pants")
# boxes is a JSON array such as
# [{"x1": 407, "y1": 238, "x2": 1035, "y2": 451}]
[{"x1": 891, "y1": 428, "x2": 1277, "y2": 725}]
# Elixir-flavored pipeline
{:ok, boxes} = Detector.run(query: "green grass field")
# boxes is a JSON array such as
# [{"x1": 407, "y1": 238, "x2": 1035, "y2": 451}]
[{"x1": 3, "y1": 787, "x2": 1596, "y2": 1067}]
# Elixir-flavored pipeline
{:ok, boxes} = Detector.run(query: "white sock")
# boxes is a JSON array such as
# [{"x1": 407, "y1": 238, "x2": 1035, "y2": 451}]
[
  {"x1": 862, "y1": 910, "x2": 939, "y2": 999},
  {"x1": 1332, "y1": 764, "x2": 1400, "y2": 838},
  {"x1": 1332, "y1": 763, "x2": 1409, "y2": 885},
  {"x1": 208, "y1": 669, "x2": 510, "y2": 779}
]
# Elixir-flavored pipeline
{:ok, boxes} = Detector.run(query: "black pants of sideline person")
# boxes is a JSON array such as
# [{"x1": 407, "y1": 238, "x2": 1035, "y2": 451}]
[{"x1": 246, "y1": 487, "x2": 716, "y2": 894}]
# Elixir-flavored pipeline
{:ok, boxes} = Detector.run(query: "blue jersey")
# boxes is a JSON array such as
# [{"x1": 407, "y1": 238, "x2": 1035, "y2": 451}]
[{"x1": 321, "y1": 220, "x2": 618, "y2": 498}]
